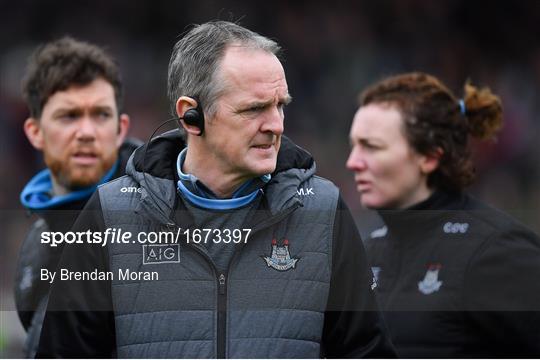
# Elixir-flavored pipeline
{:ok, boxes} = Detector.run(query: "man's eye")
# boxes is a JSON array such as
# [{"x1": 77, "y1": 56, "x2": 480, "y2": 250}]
[
  {"x1": 97, "y1": 111, "x2": 112, "y2": 119},
  {"x1": 58, "y1": 113, "x2": 79, "y2": 121},
  {"x1": 247, "y1": 105, "x2": 265, "y2": 112}
]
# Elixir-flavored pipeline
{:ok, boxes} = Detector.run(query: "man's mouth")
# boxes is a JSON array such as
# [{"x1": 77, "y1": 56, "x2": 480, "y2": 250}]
[
  {"x1": 252, "y1": 144, "x2": 273, "y2": 150},
  {"x1": 71, "y1": 151, "x2": 99, "y2": 165}
]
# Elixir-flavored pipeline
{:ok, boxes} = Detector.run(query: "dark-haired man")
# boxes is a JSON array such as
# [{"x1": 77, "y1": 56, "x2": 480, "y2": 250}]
[{"x1": 15, "y1": 36, "x2": 140, "y2": 357}]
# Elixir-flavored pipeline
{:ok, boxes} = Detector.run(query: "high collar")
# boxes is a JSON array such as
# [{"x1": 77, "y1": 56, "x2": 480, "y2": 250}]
[
  {"x1": 20, "y1": 138, "x2": 142, "y2": 212},
  {"x1": 126, "y1": 129, "x2": 316, "y2": 224},
  {"x1": 176, "y1": 148, "x2": 270, "y2": 210},
  {"x1": 130, "y1": 129, "x2": 315, "y2": 181},
  {"x1": 20, "y1": 160, "x2": 119, "y2": 211},
  {"x1": 377, "y1": 190, "x2": 467, "y2": 238},
  {"x1": 176, "y1": 148, "x2": 271, "y2": 198},
  {"x1": 19, "y1": 138, "x2": 142, "y2": 231}
]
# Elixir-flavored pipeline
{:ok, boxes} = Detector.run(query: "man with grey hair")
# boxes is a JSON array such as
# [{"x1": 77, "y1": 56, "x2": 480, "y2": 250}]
[{"x1": 38, "y1": 21, "x2": 394, "y2": 358}]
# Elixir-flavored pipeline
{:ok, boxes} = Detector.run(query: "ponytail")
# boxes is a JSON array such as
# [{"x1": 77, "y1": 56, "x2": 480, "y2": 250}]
[{"x1": 461, "y1": 81, "x2": 503, "y2": 140}]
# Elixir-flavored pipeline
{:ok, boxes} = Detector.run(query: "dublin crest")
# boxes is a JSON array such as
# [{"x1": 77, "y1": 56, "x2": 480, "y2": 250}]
[
  {"x1": 262, "y1": 239, "x2": 299, "y2": 271},
  {"x1": 418, "y1": 263, "x2": 443, "y2": 295}
]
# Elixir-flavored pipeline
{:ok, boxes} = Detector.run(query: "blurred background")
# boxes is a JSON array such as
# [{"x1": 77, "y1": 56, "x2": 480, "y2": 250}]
[{"x1": 1, "y1": 0, "x2": 539, "y2": 356}]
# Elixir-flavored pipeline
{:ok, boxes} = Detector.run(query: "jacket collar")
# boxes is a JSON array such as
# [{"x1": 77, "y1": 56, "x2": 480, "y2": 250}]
[
  {"x1": 377, "y1": 190, "x2": 467, "y2": 241},
  {"x1": 127, "y1": 130, "x2": 315, "y2": 224}
]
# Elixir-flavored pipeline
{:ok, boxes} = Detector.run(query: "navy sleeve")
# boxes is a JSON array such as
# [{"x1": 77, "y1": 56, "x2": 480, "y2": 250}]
[
  {"x1": 37, "y1": 191, "x2": 116, "y2": 358},
  {"x1": 14, "y1": 219, "x2": 60, "y2": 331},
  {"x1": 321, "y1": 194, "x2": 396, "y2": 358},
  {"x1": 464, "y1": 225, "x2": 540, "y2": 357}
]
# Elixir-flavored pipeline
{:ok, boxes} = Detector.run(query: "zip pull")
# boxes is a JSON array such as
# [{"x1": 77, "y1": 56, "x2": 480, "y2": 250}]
[{"x1": 218, "y1": 274, "x2": 226, "y2": 295}]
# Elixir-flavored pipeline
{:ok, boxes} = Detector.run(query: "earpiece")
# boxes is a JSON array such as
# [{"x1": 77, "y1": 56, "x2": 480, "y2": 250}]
[{"x1": 178, "y1": 99, "x2": 205, "y2": 136}]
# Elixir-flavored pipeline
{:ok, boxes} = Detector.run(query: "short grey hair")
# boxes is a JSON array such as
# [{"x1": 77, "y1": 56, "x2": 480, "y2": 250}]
[{"x1": 167, "y1": 21, "x2": 281, "y2": 118}]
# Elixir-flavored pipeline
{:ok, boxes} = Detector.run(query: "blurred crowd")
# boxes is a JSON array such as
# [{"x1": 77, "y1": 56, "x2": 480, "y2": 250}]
[{"x1": 1, "y1": 0, "x2": 539, "y2": 356}]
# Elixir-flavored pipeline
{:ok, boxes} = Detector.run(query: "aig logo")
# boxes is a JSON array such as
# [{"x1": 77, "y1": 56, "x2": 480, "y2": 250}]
[
  {"x1": 143, "y1": 244, "x2": 180, "y2": 264},
  {"x1": 443, "y1": 222, "x2": 469, "y2": 234},
  {"x1": 121, "y1": 186, "x2": 142, "y2": 193}
]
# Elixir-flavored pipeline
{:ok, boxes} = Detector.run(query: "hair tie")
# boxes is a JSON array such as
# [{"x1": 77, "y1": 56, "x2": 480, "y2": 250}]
[{"x1": 458, "y1": 99, "x2": 467, "y2": 116}]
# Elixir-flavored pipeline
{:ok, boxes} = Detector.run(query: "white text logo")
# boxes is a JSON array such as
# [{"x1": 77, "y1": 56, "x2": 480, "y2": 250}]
[
  {"x1": 296, "y1": 187, "x2": 314, "y2": 196},
  {"x1": 443, "y1": 222, "x2": 469, "y2": 234},
  {"x1": 120, "y1": 186, "x2": 142, "y2": 193}
]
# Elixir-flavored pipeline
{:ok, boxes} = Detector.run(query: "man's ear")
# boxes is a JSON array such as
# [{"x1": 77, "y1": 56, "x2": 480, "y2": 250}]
[
  {"x1": 419, "y1": 147, "x2": 443, "y2": 175},
  {"x1": 23, "y1": 117, "x2": 44, "y2": 150},
  {"x1": 116, "y1": 114, "x2": 130, "y2": 147},
  {"x1": 176, "y1": 96, "x2": 202, "y2": 136}
]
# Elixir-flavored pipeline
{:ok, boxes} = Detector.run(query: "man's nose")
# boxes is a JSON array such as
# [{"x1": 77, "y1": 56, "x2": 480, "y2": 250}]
[
  {"x1": 261, "y1": 107, "x2": 284, "y2": 135},
  {"x1": 75, "y1": 116, "x2": 97, "y2": 141}
]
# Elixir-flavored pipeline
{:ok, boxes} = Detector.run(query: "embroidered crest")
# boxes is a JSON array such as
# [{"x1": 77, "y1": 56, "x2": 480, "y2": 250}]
[
  {"x1": 418, "y1": 263, "x2": 443, "y2": 294},
  {"x1": 262, "y1": 239, "x2": 299, "y2": 271}
]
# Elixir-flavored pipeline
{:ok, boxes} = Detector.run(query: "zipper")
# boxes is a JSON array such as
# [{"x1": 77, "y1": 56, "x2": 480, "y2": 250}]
[
  {"x1": 181, "y1": 240, "x2": 225, "y2": 358},
  {"x1": 218, "y1": 201, "x2": 302, "y2": 358},
  {"x1": 172, "y1": 200, "x2": 302, "y2": 359},
  {"x1": 217, "y1": 273, "x2": 227, "y2": 358}
]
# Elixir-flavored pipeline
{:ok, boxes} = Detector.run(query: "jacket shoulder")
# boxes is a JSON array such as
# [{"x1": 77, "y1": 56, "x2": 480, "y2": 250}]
[
  {"x1": 309, "y1": 175, "x2": 339, "y2": 195},
  {"x1": 97, "y1": 175, "x2": 142, "y2": 210},
  {"x1": 463, "y1": 195, "x2": 538, "y2": 241},
  {"x1": 312, "y1": 175, "x2": 339, "y2": 189},
  {"x1": 299, "y1": 175, "x2": 339, "y2": 208},
  {"x1": 27, "y1": 217, "x2": 49, "y2": 238},
  {"x1": 17, "y1": 218, "x2": 55, "y2": 279},
  {"x1": 98, "y1": 175, "x2": 139, "y2": 193},
  {"x1": 463, "y1": 198, "x2": 540, "y2": 313}
]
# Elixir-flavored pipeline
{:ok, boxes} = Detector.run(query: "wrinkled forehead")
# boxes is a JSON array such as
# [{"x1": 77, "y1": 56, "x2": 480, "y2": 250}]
[{"x1": 218, "y1": 47, "x2": 288, "y2": 98}]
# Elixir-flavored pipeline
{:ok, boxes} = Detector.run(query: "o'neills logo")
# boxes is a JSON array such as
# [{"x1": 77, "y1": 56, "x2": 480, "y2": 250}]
[
  {"x1": 120, "y1": 186, "x2": 142, "y2": 193},
  {"x1": 262, "y1": 239, "x2": 299, "y2": 271}
]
